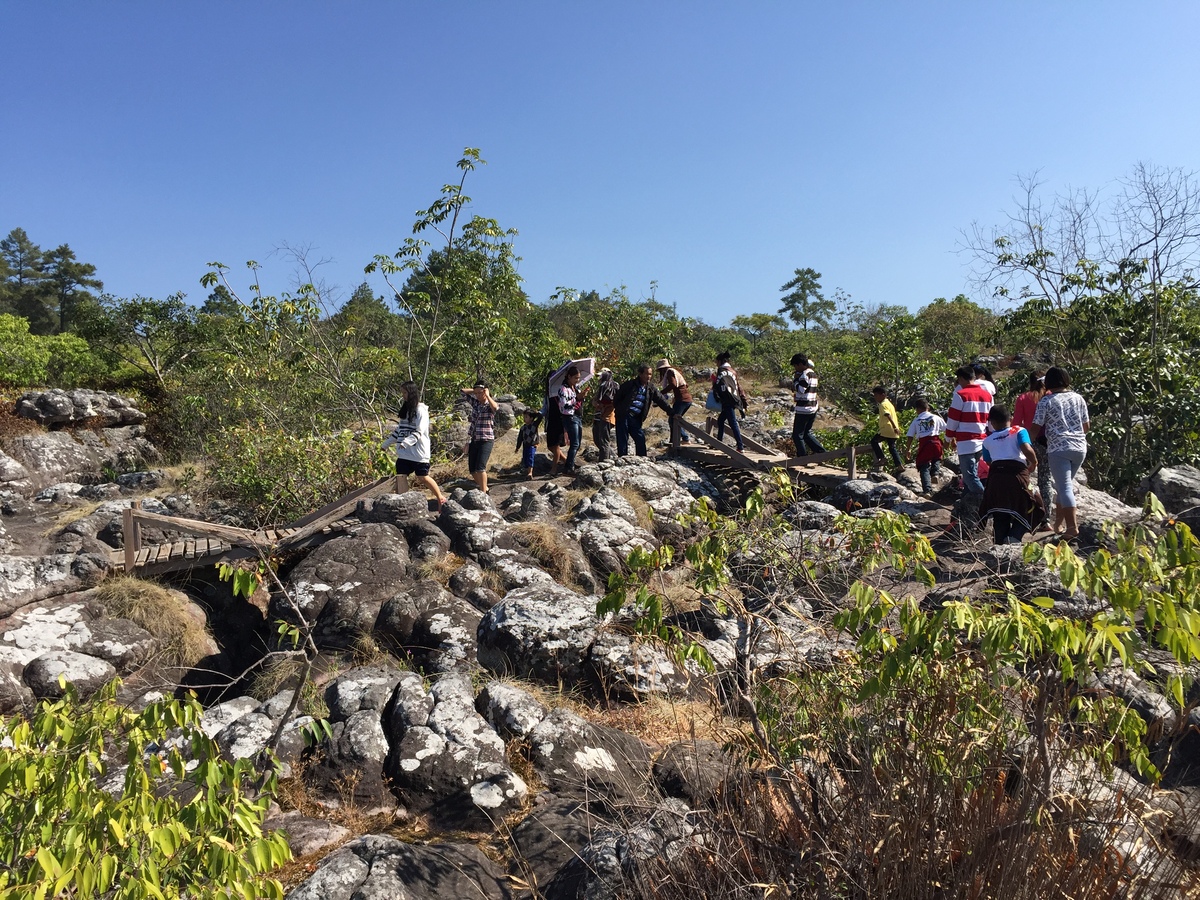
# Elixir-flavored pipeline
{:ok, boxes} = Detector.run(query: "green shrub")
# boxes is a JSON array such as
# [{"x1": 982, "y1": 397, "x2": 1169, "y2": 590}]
[
  {"x1": 205, "y1": 422, "x2": 392, "y2": 523},
  {"x1": 0, "y1": 681, "x2": 290, "y2": 899},
  {"x1": 0, "y1": 313, "x2": 51, "y2": 386}
]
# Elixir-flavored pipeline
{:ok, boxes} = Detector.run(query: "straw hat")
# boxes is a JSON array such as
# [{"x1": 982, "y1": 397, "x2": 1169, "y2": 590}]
[{"x1": 655, "y1": 358, "x2": 671, "y2": 371}]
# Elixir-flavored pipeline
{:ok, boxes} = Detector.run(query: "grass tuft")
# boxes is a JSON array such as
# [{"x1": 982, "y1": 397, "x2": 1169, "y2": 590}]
[{"x1": 94, "y1": 575, "x2": 213, "y2": 668}]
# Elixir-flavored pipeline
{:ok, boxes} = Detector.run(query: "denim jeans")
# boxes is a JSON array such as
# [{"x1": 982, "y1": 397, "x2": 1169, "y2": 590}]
[
  {"x1": 716, "y1": 406, "x2": 743, "y2": 450},
  {"x1": 792, "y1": 412, "x2": 825, "y2": 455},
  {"x1": 959, "y1": 450, "x2": 984, "y2": 496},
  {"x1": 872, "y1": 434, "x2": 902, "y2": 467},
  {"x1": 672, "y1": 399, "x2": 692, "y2": 442},
  {"x1": 917, "y1": 460, "x2": 942, "y2": 493},
  {"x1": 1049, "y1": 449, "x2": 1086, "y2": 508},
  {"x1": 563, "y1": 414, "x2": 582, "y2": 470},
  {"x1": 617, "y1": 415, "x2": 647, "y2": 456}
]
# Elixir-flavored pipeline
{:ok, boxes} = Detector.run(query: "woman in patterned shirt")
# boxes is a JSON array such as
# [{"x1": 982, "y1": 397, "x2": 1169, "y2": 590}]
[
  {"x1": 1028, "y1": 366, "x2": 1089, "y2": 540},
  {"x1": 462, "y1": 380, "x2": 499, "y2": 494},
  {"x1": 555, "y1": 365, "x2": 583, "y2": 475}
]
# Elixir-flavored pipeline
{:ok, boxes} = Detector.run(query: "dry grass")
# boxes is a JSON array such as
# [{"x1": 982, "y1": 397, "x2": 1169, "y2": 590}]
[
  {"x1": 411, "y1": 552, "x2": 465, "y2": 586},
  {"x1": 348, "y1": 631, "x2": 408, "y2": 670},
  {"x1": 508, "y1": 521, "x2": 578, "y2": 586},
  {"x1": 615, "y1": 485, "x2": 655, "y2": 532},
  {"x1": 94, "y1": 575, "x2": 213, "y2": 668},
  {"x1": 0, "y1": 394, "x2": 44, "y2": 448},
  {"x1": 557, "y1": 488, "x2": 590, "y2": 518}
]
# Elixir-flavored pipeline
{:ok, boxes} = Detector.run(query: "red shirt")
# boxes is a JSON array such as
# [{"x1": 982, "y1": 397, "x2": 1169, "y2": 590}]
[{"x1": 1012, "y1": 391, "x2": 1040, "y2": 429}]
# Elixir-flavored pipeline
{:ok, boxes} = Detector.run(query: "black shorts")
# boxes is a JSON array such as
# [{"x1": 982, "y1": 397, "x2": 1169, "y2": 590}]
[
  {"x1": 468, "y1": 439, "x2": 494, "y2": 474},
  {"x1": 395, "y1": 458, "x2": 431, "y2": 477}
]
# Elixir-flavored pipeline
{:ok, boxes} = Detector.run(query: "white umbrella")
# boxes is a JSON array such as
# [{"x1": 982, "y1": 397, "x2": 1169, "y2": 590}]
[{"x1": 547, "y1": 357, "x2": 596, "y2": 396}]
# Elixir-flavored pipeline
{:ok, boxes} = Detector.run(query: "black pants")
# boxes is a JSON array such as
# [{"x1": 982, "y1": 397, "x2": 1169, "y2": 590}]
[
  {"x1": 792, "y1": 412, "x2": 825, "y2": 455},
  {"x1": 872, "y1": 434, "x2": 902, "y2": 467},
  {"x1": 993, "y1": 512, "x2": 1026, "y2": 545}
]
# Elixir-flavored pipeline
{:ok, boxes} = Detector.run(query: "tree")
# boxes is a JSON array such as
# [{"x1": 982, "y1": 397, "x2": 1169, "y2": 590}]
[
  {"x1": 330, "y1": 282, "x2": 404, "y2": 347},
  {"x1": 43, "y1": 243, "x2": 103, "y2": 333},
  {"x1": 0, "y1": 227, "x2": 52, "y2": 333},
  {"x1": 75, "y1": 293, "x2": 207, "y2": 392},
  {"x1": 779, "y1": 267, "x2": 836, "y2": 331},
  {"x1": 916, "y1": 294, "x2": 996, "y2": 358}
]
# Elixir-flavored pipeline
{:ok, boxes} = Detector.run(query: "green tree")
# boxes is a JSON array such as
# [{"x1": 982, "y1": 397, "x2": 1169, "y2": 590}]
[
  {"x1": 0, "y1": 227, "x2": 52, "y2": 333},
  {"x1": 916, "y1": 294, "x2": 996, "y2": 358},
  {"x1": 75, "y1": 293, "x2": 207, "y2": 392},
  {"x1": 779, "y1": 266, "x2": 836, "y2": 331},
  {"x1": 43, "y1": 243, "x2": 103, "y2": 333}
]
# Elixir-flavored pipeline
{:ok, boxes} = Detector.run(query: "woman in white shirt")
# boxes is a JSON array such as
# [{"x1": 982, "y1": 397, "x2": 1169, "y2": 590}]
[{"x1": 382, "y1": 381, "x2": 446, "y2": 510}]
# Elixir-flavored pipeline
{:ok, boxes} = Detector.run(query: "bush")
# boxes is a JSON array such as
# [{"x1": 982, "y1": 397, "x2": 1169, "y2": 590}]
[
  {"x1": 204, "y1": 422, "x2": 392, "y2": 523},
  {"x1": 0, "y1": 681, "x2": 290, "y2": 899}
]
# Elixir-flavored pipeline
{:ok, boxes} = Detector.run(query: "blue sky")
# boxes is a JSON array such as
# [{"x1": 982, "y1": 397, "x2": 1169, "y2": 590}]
[{"x1": 3, "y1": 2, "x2": 1198, "y2": 325}]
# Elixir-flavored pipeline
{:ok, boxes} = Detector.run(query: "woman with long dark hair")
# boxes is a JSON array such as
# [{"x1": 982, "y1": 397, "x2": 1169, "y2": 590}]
[
  {"x1": 1028, "y1": 367, "x2": 1089, "y2": 540},
  {"x1": 557, "y1": 365, "x2": 583, "y2": 474},
  {"x1": 383, "y1": 381, "x2": 446, "y2": 509}
]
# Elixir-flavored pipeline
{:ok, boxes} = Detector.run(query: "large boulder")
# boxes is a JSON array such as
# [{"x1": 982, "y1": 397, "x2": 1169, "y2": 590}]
[
  {"x1": 436, "y1": 490, "x2": 513, "y2": 557},
  {"x1": 279, "y1": 524, "x2": 410, "y2": 650},
  {"x1": 527, "y1": 707, "x2": 653, "y2": 803},
  {"x1": 0, "y1": 553, "x2": 109, "y2": 617},
  {"x1": 384, "y1": 673, "x2": 527, "y2": 827},
  {"x1": 477, "y1": 583, "x2": 603, "y2": 687},
  {"x1": 304, "y1": 667, "x2": 407, "y2": 813},
  {"x1": 567, "y1": 487, "x2": 657, "y2": 576},
  {"x1": 0, "y1": 451, "x2": 32, "y2": 494},
  {"x1": 375, "y1": 582, "x2": 480, "y2": 674},
  {"x1": 588, "y1": 631, "x2": 696, "y2": 700},
  {"x1": 829, "y1": 479, "x2": 918, "y2": 512},
  {"x1": 22, "y1": 650, "x2": 116, "y2": 699},
  {"x1": 16, "y1": 389, "x2": 146, "y2": 427},
  {"x1": 287, "y1": 834, "x2": 511, "y2": 900},
  {"x1": 4, "y1": 427, "x2": 157, "y2": 489},
  {"x1": 1139, "y1": 464, "x2": 1200, "y2": 530}
]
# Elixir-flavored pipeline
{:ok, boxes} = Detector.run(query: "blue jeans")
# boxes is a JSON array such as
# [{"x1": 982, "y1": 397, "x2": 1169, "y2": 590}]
[
  {"x1": 672, "y1": 399, "x2": 692, "y2": 442},
  {"x1": 563, "y1": 415, "x2": 582, "y2": 470},
  {"x1": 792, "y1": 412, "x2": 825, "y2": 455},
  {"x1": 1049, "y1": 449, "x2": 1086, "y2": 508},
  {"x1": 617, "y1": 415, "x2": 647, "y2": 456},
  {"x1": 959, "y1": 450, "x2": 984, "y2": 496},
  {"x1": 716, "y1": 406, "x2": 743, "y2": 450},
  {"x1": 918, "y1": 460, "x2": 942, "y2": 493}
]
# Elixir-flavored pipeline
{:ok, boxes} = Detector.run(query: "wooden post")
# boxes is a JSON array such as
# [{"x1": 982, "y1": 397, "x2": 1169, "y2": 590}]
[
  {"x1": 848, "y1": 446, "x2": 857, "y2": 480},
  {"x1": 123, "y1": 506, "x2": 135, "y2": 572},
  {"x1": 670, "y1": 415, "x2": 680, "y2": 453},
  {"x1": 132, "y1": 500, "x2": 143, "y2": 554}
]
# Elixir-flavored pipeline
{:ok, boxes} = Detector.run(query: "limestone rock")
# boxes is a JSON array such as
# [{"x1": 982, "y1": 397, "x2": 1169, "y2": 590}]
[
  {"x1": 287, "y1": 835, "x2": 510, "y2": 900},
  {"x1": 653, "y1": 739, "x2": 734, "y2": 807},
  {"x1": 476, "y1": 680, "x2": 549, "y2": 741},
  {"x1": 829, "y1": 478, "x2": 918, "y2": 512},
  {"x1": 477, "y1": 583, "x2": 603, "y2": 687},
  {"x1": 0, "y1": 553, "x2": 109, "y2": 618},
  {"x1": 16, "y1": 389, "x2": 146, "y2": 427},
  {"x1": 567, "y1": 487, "x2": 657, "y2": 576},
  {"x1": 588, "y1": 631, "x2": 695, "y2": 700},
  {"x1": 279, "y1": 523, "x2": 410, "y2": 650},
  {"x1": 23, "y1": 649, "x2": 116, "y2": 699},
  {"x1": 528, "y1": 707, "x2": 652, "y2": 803},
  {"x1": 376, "y1": 582, "x2": 480, "y2": 674},
  {"x1": 265, "y1": 810, "x2": 350, "y2": 858},
  {"x1": 1140, "y1": 464, "x2": 1200, "y2": 530},
  {"x1": 5, "y1": 427, "x2": 157, "y2": 489}
]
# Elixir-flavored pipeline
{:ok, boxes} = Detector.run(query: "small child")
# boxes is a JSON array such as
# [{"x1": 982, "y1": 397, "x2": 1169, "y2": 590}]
[
  {"x1": 870, "y1": 386, "x2": 903, "y2": 470},
  {"x1": 515, "y1": 409, "x2": 542, "y2": 479},
  {"x1": 903, "y1": 397, "x2": 946, "y2": 496}
]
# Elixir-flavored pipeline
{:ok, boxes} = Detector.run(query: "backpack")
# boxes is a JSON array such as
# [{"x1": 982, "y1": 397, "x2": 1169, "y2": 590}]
[{"x1": 714, "y1": 372, "x2": 737, "y2": 406}]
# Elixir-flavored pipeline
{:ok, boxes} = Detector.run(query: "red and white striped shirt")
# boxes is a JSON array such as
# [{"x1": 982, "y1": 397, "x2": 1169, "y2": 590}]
[{"x1": 946, "y1": 382, "x2": 993, "y2": 454}]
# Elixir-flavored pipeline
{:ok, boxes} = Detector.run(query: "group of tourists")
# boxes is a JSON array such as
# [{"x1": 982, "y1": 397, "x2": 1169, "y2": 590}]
[
  {"x1": 385, "y1": 351, "x2": 1091, "y2": 545},
  {"x1": 380, "y1": 352, "x2": 743, "y2": 506}
]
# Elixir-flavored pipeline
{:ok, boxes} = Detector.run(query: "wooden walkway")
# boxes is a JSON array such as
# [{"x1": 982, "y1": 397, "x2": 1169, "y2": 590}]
[
  {"x1": 673, "y1": 416, "x2": 871, "y2": 489},
  {"x1": 110, "y1": 476, "x2": 405, "y2": 575},
  {"x1": 114, "y1": 421, "x2": 870, "y2": 576}
]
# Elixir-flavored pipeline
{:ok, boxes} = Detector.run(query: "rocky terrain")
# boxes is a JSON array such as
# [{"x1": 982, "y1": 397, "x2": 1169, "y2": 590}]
[{"x1": 4, "y1": 388, "x2": 1200, "y2": 897}]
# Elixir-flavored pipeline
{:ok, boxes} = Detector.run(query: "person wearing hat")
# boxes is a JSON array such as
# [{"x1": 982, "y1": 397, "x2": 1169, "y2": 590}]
[
  {"x1": 790, "y1": 353, "x2": 826, "y2": 456},
  {"x1": 656, "y1": 358, "x2": 693, "y2": 444},
  {"x1": 462, "y1": 380, "x2": 499, "y2": 493}
]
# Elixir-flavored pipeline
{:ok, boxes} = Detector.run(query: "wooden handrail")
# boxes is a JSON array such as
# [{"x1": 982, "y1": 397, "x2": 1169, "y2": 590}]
[
  {"x1": 127, "y1": 507, "x2": 269, "y2": 547},
  {"x1": 275, "y1": 476, "x2": 396, "y2": 549},
  {"x1": 775, "y1": 444, "x2": 874, "y2": 469}
]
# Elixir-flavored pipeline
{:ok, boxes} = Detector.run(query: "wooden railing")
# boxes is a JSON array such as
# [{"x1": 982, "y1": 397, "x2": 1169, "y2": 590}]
[{"x1": 119, "y1": 476, "x2": 400, "y2": 571}]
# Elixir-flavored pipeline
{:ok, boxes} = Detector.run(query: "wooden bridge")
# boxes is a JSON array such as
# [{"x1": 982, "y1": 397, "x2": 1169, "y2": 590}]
[
  {"x1": 673, "y1": 416, "x2": 872, "y2": 489},
  {"x1": 113, "y1": 420, "x2": 870, "y2": 575},
  {"x1": 110, "y1": 476, "x2": 409, "y2": 576}
]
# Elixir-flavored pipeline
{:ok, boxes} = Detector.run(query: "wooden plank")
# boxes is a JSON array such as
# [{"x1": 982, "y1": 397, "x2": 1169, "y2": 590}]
[
  {"x1": 277, "y1": 480, "x2": 396, "y2": 549},
  {"x1": 676, "y1": 419, "x2": 759, "y2": 469},
  {"x1": 134, "y1": 548, "x2": 152, "y2": 566},
  {"x1": 184, "y1": 540, "x2": 197, "y2": 560},
  {"x1": 123, "y1": 506, "x2": 136, "y2": 572},
  {"x1": 129, "y1": 508, "x2": 265, "y2": 548},
  {"x1": 284, "y1": 477, "x2": 394, "y2": 532},
  {"x1": 776, "y1": 444, "x2": 875, "y2": 469},
  {"x1": 741, "y1": 434, "x2": 785, "y2": 458}
]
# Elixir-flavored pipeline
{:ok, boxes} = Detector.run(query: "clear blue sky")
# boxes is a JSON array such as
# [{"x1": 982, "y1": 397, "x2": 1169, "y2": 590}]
[{"x1": 3, "y1": 2, "x2": 1198, "y2": 325}]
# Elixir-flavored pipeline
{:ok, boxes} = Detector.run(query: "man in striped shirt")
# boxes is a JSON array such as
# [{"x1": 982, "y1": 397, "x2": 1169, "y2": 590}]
[
  {"x1": 791, "y1": 353, "x2": 826, "y2": 455},
  {"x1": 946, "y1": 365, "x2": 993, "y2": 499}
]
